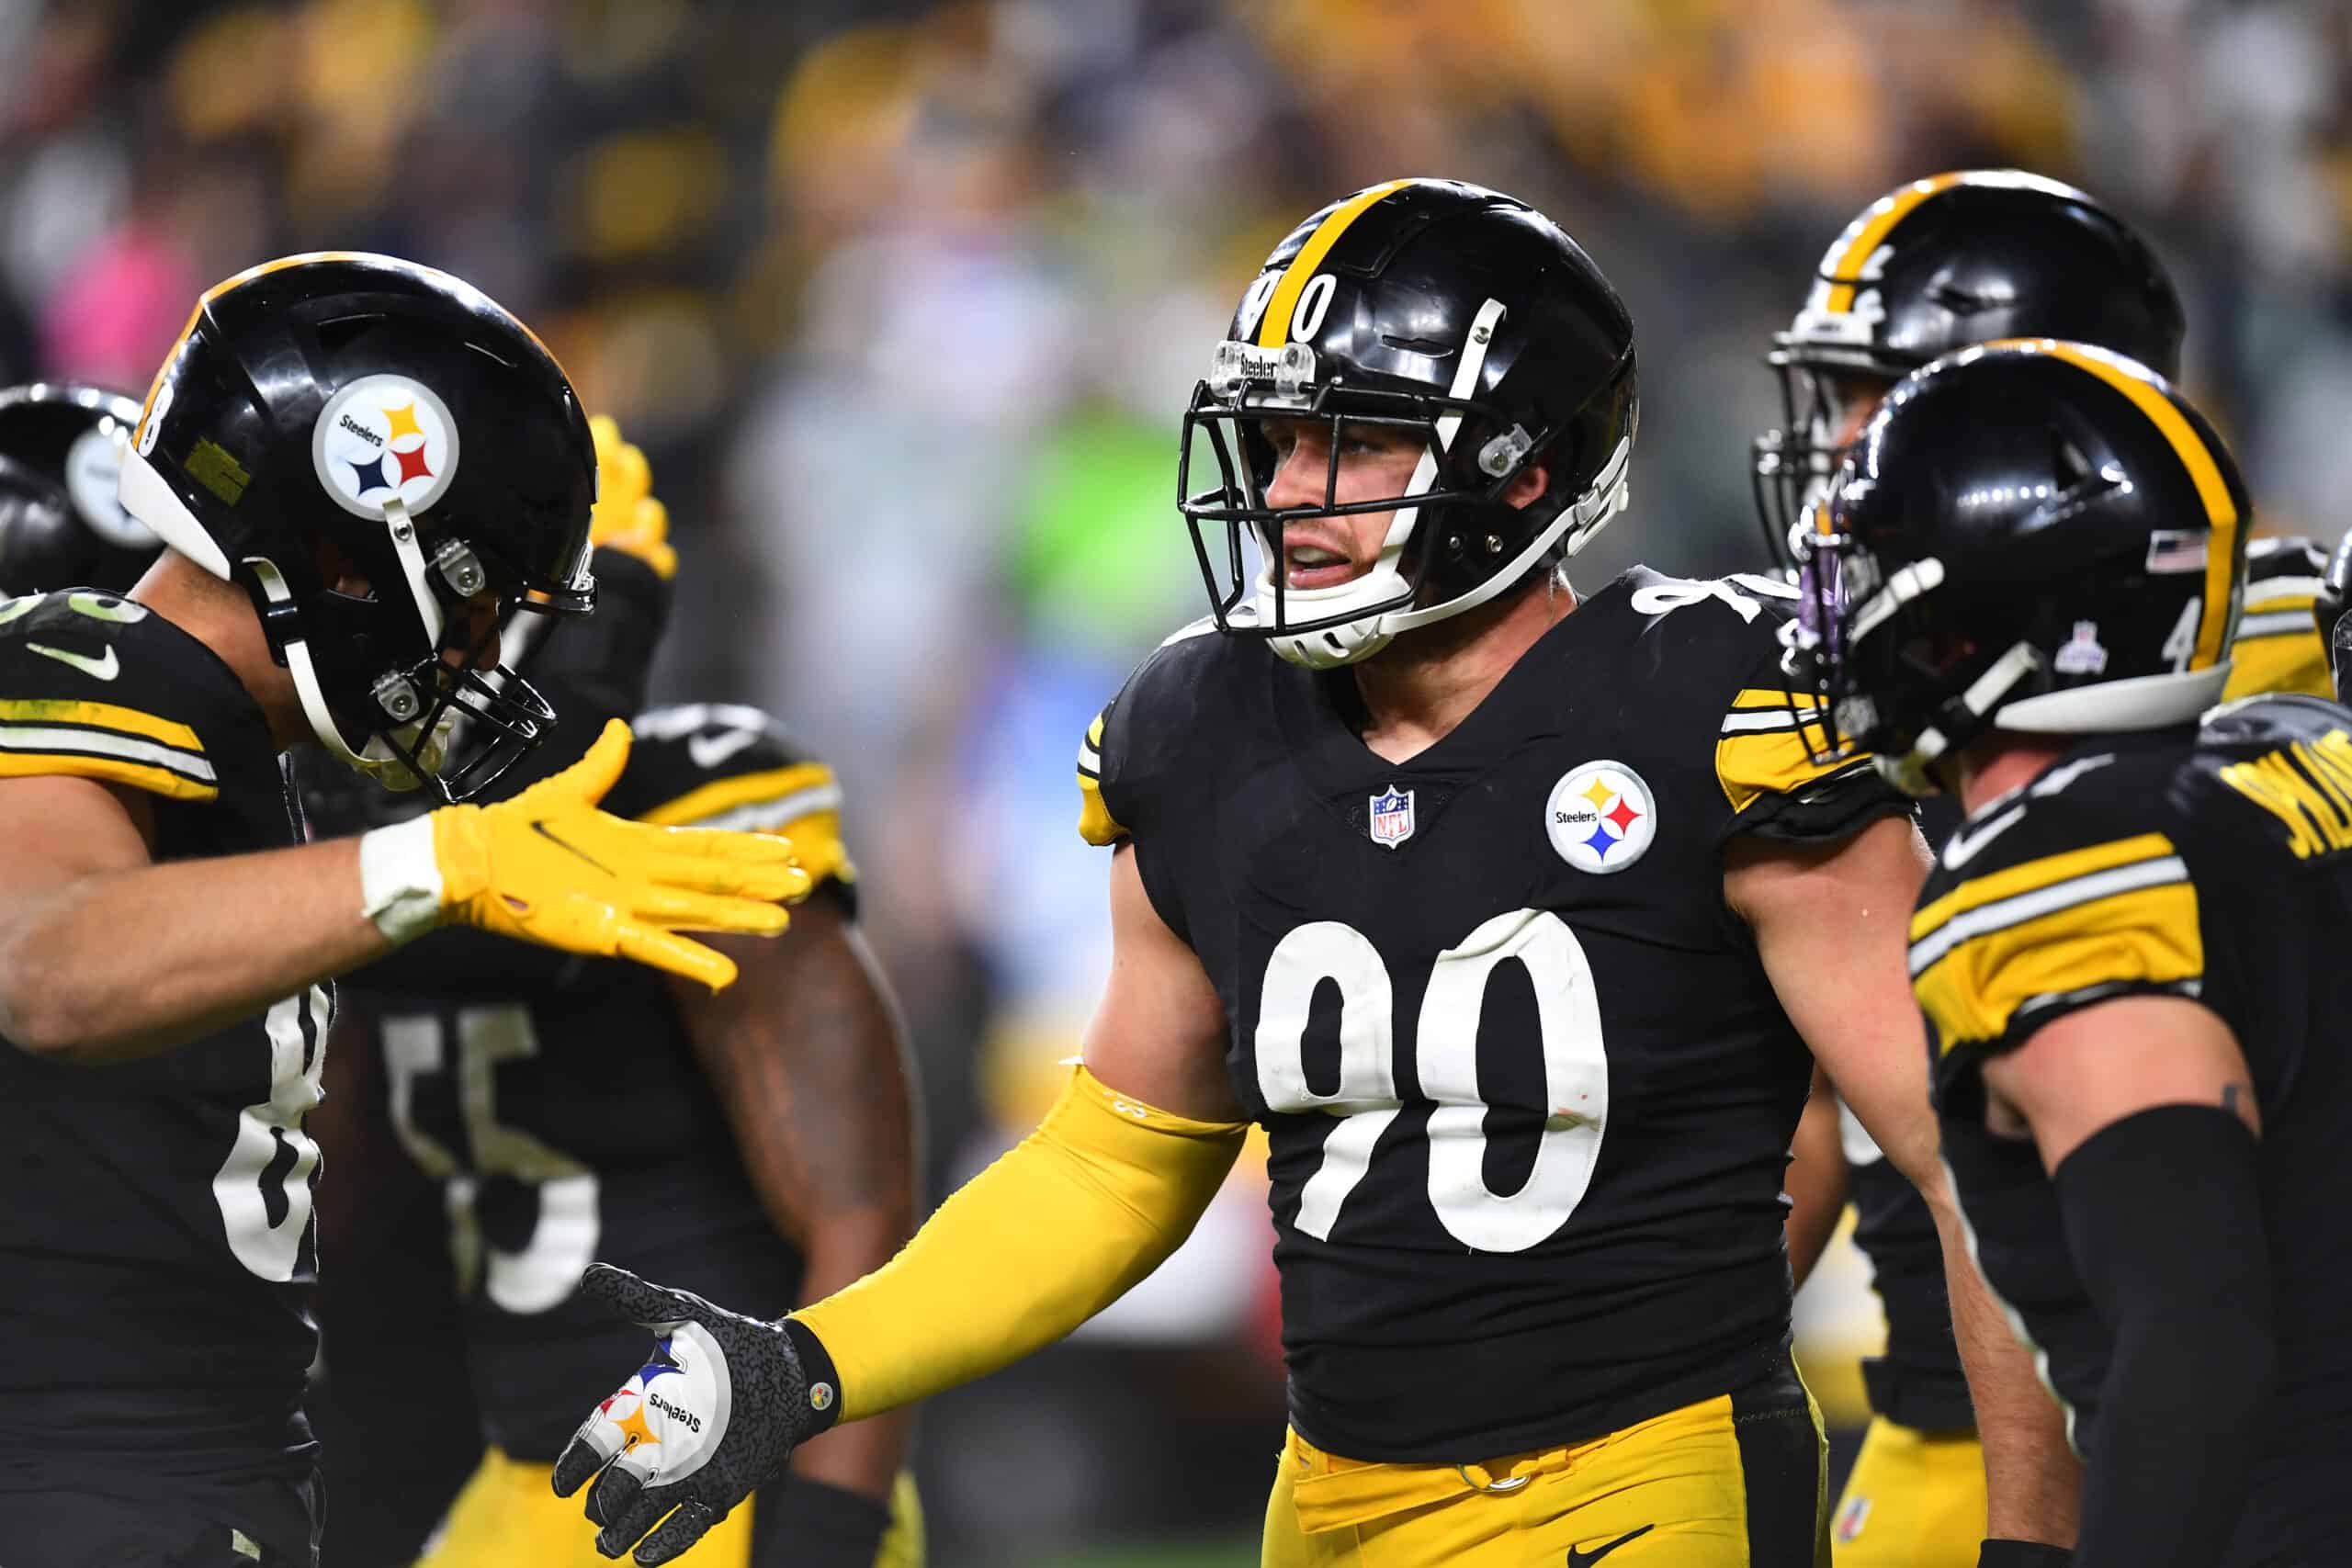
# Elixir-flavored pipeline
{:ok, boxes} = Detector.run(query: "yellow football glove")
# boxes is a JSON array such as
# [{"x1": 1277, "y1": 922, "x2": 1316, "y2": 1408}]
[
  {"x1": 589, "y1": 413, "x2": 678, "y2": 580},
  {"x1": 359, "y1": 721, "x2": 809, "y2": 988}
]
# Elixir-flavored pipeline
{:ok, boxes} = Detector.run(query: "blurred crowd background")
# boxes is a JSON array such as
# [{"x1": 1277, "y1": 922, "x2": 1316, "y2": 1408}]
[{"x1": 6, "y1": 0, "x2": 2350, "y2": 1562}]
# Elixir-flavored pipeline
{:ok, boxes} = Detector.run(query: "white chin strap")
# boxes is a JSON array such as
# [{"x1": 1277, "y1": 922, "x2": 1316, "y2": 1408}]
[
  {"x1": 245, "y1": 499, "x2": 457, "y2": 793},
  {"x1": 1261, "y1": 299, "x2": 1633, "y2": 671}
]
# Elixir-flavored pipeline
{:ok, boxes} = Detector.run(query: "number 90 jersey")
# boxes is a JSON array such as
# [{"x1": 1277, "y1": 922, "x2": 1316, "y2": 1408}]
[
  {"x1": 1079, "y1": 569, "x2": 1908, "y2": 1463},
  {"x1": 0, "y1": 592, "x2": 326, "y2": 1498}
]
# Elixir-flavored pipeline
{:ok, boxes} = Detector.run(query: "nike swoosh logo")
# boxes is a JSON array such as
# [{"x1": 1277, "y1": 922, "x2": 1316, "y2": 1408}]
[
  {"x1": 532, "y1": 819, "x2": 614, "y2": 876},
  {"x1": 688, "y1": 729, "x2": 759, "y2": 770},
  {"x1": 1940, "y1": 802, "x2": 2026, "y2": 871},
  {"x1": 1566, "y1": 1525, "x2": 1655, "y2": 1567},
  {"x1": 28, "y1": 642, "x2": 118, "y2": 681}
]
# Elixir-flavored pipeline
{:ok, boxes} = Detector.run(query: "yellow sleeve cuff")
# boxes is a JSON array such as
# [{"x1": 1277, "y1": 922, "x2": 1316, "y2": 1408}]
[{"x1": 792, "y1": 1065, "x2": 1246, "y2": 1421}]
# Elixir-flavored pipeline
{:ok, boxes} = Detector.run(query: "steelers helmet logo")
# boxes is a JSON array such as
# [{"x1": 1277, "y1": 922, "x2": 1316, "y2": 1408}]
[
  {"x1": 64, "y1": 423, "x2": 157, "y2": 549},
  {"x1": 311, "y1": 373, "x2": 460, "y2": 520},
  {"x1": 1546, "y1": 760, "x2": 1657, "y2": 874}
]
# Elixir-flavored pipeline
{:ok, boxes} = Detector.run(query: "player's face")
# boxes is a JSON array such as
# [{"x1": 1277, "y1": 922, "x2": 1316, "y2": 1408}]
[
  {"x1": 1820, "y1": 372, "x2": 1894, "y2": 451},
  {"x1": 1261, "y1": 419, "x2": 1434, "y2": 591}
]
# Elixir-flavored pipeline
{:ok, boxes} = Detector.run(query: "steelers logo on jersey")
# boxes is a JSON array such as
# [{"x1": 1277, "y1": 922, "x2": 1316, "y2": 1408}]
[
  {"x1": 311, "y1": 373, "x2": 461, "y2": 520},
  {"x1": 1546, "y1": 759, "x2": 1657, "y2": 874}
]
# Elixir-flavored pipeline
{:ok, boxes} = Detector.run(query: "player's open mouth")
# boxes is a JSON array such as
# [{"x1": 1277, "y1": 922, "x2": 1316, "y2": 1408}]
[{"x1": 1284, "y1": 543, "x2": 1361, "y2": 591}]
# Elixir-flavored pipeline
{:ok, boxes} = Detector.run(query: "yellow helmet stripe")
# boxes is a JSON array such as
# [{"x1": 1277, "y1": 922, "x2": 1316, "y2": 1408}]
[
  {"x1": 2016, "y1": 338, "x2": 2239, "y2": 671},
  {"x1": 1822, "y1": 172, "x2": 1967, "y2": 313},
  {"x1": 1256, "y1": 180, "x2": 1413, "y2": 349}
]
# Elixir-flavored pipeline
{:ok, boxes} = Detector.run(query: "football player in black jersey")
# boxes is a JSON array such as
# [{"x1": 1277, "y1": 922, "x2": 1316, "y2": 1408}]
[
  {"x1": 0, "y1": 254, "x2": 809, "y2": 1566},
  {"x1": 1757, "y1": 170, "x2": 2199, "y2": 1566},
  {"x1": 1793, "y1": 335, "x2": 2352, "y2": 1567},
  {"x1": 0, "y1": 380, "x2": 162, "y2": 594},
  {"x1": 301, "y1": 416, "x2": 922, "y2": 1568},
  {"x1": 550, "y1": 180, "x2": 2063, "y2": 1568}
]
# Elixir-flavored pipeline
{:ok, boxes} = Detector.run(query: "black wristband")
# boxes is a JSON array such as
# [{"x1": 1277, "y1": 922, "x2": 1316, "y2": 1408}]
[
  {"x1": 752, "y1": 1473, "x2": 892, "y2": 1568},
  {"x1": 780, "y1": 1317, "x2": 844, "y2": 1437},
  {"x1": 1978, "y1": 1540, "x2": 2072, "y2": 1568}
]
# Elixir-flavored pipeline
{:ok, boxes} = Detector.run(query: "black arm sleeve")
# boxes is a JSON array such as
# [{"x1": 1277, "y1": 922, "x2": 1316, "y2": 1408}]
[{"x1": 2057, "y1": 1103, "x2": 2276, "y2": 1568}]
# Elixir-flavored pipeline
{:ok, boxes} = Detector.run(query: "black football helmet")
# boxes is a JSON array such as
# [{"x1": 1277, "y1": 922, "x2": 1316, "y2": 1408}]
[
  {"x1": 1178, "y1": 178, "x2": 1638, "y2": 669},
  {"x1": 1789, "y1": 339, "x2": 2247, "y2": 795},
  {"x1": 119, "y1": 253, "x2": 597, "y2": 801},
  {"x1": 1755, "y1": 170, "x2": 2185, "y2": 576},
  {"x1": 0, "y1": 382, "x2": 158, "y2": 594},
  {"x1": 2322, "y1": 529, "x2": 2352, "y2": 706}
]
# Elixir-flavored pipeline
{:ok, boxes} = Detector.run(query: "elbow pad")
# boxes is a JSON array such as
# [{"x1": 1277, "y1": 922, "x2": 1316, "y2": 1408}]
[{"x1": 791, "y1": 1066, "x2": 1248, "y2": 1421}]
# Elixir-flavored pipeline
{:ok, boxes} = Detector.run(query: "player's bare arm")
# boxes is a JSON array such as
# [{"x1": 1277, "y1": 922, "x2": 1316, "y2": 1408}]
[
  {"x1": 667, "y1": 899, "x2": 922, "y2": 1511},
  {"x1": 0, "y1": 772, "x2": 383, "y2": 1060},
  {"x1": 1727, "y1": 815, "x2": 2082, "y2": 1548},
  {"x1": 1081, "y1": 842, "x2": 1245, "y2": 1121},
  {"x1": 1978, "y1": 996, "x2": 2271, "y2": 1568},
  {"x1": 1781, "y1": 1063, "x2": 1848, "y2": 1289}
]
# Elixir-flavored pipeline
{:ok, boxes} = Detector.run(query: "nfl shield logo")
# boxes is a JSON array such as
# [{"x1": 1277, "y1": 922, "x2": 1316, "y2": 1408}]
[{"x1": 1368, "y1": 785, "x2": 1416, "y2": 849}]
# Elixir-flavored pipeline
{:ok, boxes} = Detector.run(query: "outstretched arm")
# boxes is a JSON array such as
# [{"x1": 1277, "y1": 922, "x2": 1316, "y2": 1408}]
[
  {"x1": 555, "y1": 843, "x2": 1246, "y2": 1562},
  {"x1": 0, "y1": 773, "x2": 387, "y2": 1060},
  {"x1": 668, "y1": 898, "x2": 920, "y2": 1521},
  {"x1": 0, "y1": 723, "x2": 806, "y2": 1063},
  {"x1": 1728, "y1": 815, "x2": 2082, "y2": 1549}
]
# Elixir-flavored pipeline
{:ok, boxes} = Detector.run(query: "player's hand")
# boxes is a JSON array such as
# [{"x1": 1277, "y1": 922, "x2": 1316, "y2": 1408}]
[
  {"x1": 431, "y1": 720, "x2": 808, "y2": 987},
  {"x1": 588, "y1": 414, "x2": 677, "y2": 580},
  {"x1": 552, "y1": 1263, "x2": 823, "y2": 1563}
]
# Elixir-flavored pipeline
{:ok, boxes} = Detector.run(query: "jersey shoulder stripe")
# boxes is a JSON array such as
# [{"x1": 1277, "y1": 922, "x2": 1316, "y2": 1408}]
[
  {"x1": 613, "y1": 703, "x2": 853, "y2": 887},
  {"x1": 2223, "y1": 535, "x2": 2332, "y2": 700},
  {"x1": 0, "y1": 594, "x2": 244, "y2": 802},
  {"x1": 1714, "y1": 688, "x2": 1873, "y2": 815},
  {"x1": 1077, "y1": 707, "x2": 1128, "y2": 846},
  {"x1": 1912, "y1": 754, "x2": 2208, "y2": 1066}
]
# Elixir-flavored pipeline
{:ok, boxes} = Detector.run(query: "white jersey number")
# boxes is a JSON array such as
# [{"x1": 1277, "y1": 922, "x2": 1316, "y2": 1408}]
[
  {"x1": 1254, "y1": 908, "x2": 1610, "y2": 1253},
  {"x1": 213, "y1": 987, "x2": 330, "y2": 1281},
  {"x1": 383, "y1": 1005, "x2": 600, "y2": 1314}
]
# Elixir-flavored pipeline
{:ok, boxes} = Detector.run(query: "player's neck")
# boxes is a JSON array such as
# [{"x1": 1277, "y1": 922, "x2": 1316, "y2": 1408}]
[
  {"x1": 132, "y1": 553, "x2": 310, "y2": 750},
  {"x1": 1351, "y1": 570, "x2": 1576, "y2": 765},
  {"x1": 1952, "y1": 732, "x2": 2075, "y2": 818}
]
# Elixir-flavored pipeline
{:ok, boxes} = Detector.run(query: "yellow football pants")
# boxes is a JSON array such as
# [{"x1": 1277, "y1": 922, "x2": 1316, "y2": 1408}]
[
  {"x1": 1827, "y1": 1418, "x2": 1984, "y2": 1568},
  {"x1": 1262, "y1": 1376, "x2": 1828, "y2": 1566},
  {"x1": 414, "y1": 1447, "x2": 923, "y2": 1568}
]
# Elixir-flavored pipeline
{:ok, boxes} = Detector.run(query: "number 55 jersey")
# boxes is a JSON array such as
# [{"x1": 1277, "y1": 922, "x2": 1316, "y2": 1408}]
[
  {"x1": 0, "y1": 592, "x2": 327, "y2": 1541},
  {"x1": 1079, "y1": 569, "x2": 1910, "y2": 1463}
]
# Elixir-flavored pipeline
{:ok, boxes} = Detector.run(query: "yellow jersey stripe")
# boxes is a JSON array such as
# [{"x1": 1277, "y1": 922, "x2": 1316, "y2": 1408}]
[
  {"x1": 1916, "y1": 881, "x2": 2201, "y2": 1053},
  {"x1": 0, "y1": 750, "x2": 219, "y2": 802},
  {"x1": 1728, "y1": 687, "x2": 1826, "y2": 712},
  {"x1": 1823, "y1": 173, "x2": 1966, "y2": 311},
  {"x1": 1078, "y1": 771, "x2": 1129, "y2": 846},
  {"x1": 1714, "y1": 729, "x2": 1866, "y2": 815},
  {"x1": 2018, "y1": 340, "x2": 2240, "y2": 671},
  {"x1": 2222, "y1": 628, "x2": 2331, "y2": 702},
  {"x1": 0, "y1": 698, "x2": 204, "y2": 754},
  {"x1": 1256, "y1": 181, "x2": 1412, "y2": 349},
  {"x1": 1909, "y1": 830, "x2": 2174, "y2": 944},
  {"x1": 636, "y1": 761, "x2": 833, "y2": 830}
]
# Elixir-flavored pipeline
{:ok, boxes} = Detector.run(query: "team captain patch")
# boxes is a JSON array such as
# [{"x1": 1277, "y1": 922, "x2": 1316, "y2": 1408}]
[{"x1": 1548, "y1": 760, "x2": 1656, "y2": 874}]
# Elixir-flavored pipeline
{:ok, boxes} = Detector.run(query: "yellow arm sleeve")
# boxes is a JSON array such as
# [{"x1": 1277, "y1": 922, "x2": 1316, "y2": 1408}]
[{"x1": 791, "y1": 1065, "x2": 1247, "y2": 1421}]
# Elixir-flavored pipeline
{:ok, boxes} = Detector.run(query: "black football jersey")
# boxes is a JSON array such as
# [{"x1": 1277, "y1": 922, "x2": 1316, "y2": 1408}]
[
  {"x1": 333, "y1": 702, "x2": 853, "y2": 1461},
  {"x1": 1080, "y1": 569, "x2": 1910, "y2": 1462},
  {"x1": 1924, "y1": 697, "x2": 2352, "y2": 1560},
  {"x1": 1846, "y1": 543, "x2": 2335, "y2": 1437},
  {"x1": 0, "y1": 591, "x2": 326, "y2": 1502}
]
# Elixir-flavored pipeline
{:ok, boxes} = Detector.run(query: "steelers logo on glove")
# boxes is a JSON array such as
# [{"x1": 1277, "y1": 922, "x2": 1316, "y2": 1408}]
[{"x1": 554, "y1": 1264, "x2": 817, "y2": 1565}]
